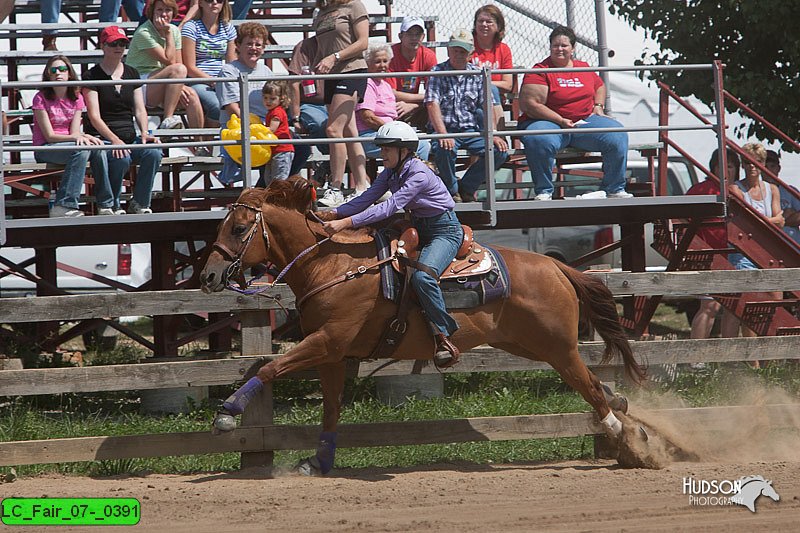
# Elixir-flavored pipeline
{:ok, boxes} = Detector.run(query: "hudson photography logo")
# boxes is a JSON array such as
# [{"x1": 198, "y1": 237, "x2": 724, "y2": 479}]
[{"x1": 682, "y1": 475, "x2": 780, "y2": 512}]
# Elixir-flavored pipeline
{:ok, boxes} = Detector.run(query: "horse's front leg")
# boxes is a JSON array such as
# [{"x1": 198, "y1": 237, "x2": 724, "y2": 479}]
[
  {"x1": 213, "y1": 331, "x2": 334, "y2": 429},
  {"x1": 296, "y1": 360, "x2": 347, "y2": 477}
]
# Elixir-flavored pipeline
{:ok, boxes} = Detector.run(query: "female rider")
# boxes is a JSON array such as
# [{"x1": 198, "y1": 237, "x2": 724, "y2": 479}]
[{"x1": 322, "y1": 121, "x2": 462, "y2": 368}]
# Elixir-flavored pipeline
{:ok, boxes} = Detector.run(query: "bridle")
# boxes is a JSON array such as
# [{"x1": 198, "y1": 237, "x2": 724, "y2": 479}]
[
  {"x1": 212, "y1": 202, "x2": 270, "y2": 287},
  {"x1": 213, "y1": 201, "x2": 391, "y2": 310},
  {"x1": 214, "y1": 202, "x2": 331, "y2": 292}
]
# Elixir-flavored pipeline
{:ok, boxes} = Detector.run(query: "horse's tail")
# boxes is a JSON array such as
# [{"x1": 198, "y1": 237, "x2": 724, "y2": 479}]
[{"x1": 554, "y1": 261, "x2": 646, "y2": 384}]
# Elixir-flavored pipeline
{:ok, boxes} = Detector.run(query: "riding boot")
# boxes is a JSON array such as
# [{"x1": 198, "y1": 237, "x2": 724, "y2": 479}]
[
  {"x1": 433, "y1": 333, "x2": 460, "y2": 369},
  {"x1": 42, "y1": 36, "x2": 58, "y2": 51}
]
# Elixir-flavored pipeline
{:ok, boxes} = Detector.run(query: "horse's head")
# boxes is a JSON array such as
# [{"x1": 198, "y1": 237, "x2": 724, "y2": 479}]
[{"x1": 199, "y1": 177, "x2": 316, "y2": 293}]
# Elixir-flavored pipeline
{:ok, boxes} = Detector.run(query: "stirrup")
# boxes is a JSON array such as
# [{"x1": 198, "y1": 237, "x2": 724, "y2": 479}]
[{"x1": 433, "y1": 334, "x2": 460, "y2": 369}]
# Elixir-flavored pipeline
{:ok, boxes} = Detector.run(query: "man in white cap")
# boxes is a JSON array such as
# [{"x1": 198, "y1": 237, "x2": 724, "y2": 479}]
[
  {"x1": 387, "y1": 16, "x2": 438, "y2": 129},
  {"x1": 425, "y1": 28, "x2": 508, "y2": 202}
]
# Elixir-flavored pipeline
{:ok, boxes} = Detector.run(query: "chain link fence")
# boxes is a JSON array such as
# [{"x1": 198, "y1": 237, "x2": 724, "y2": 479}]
[{"x1": 393, "y1": 0, "x2": 600, "y2": 68}]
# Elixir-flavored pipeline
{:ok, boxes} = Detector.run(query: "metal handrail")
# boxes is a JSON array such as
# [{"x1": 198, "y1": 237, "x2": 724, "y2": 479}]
[{"x1": 1, "y1": 62, "x2": 723, "y2": 235}]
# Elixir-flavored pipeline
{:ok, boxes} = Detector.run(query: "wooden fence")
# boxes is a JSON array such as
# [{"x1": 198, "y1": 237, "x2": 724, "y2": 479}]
[{"x1": 1, "y1": 269, "x2": 800, "y2": 467}]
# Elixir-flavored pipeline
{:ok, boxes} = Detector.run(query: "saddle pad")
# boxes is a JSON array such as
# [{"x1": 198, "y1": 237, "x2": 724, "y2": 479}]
[
  {"x1": 441, "y1": 246, "x2": 511, "y2": 309},
  {"x1": 375, "y1": 232, "x2": 511, "y2": 309}
]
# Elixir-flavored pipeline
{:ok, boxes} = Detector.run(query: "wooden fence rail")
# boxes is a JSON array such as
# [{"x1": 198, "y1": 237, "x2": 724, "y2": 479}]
[{"x1": 1, "y1": 269, "x2": 799, "y2": 467}]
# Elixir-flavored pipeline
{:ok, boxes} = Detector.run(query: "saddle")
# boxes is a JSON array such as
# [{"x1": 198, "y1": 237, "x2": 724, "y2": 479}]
[
  {"x1": 371, "y1": 220, "x2": 501, "y2": 361},
  {"x1": 389, "y1": 220, "x2": 493, "y2": 280}
]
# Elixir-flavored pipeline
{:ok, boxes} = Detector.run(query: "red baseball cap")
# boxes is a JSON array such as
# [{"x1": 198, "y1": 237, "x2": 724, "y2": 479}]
[{"x1": 99, "y1": 26, "x2": 130, "y2": 45}]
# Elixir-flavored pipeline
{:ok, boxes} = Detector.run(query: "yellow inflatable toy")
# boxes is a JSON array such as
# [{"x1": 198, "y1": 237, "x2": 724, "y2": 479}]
[{"x1": 221, "y1": 113, "x2": 279, "y2": 167}]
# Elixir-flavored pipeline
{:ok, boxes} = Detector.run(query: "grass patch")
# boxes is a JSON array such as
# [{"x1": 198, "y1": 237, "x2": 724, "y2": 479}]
[{"x1": 3, "y1": 364, "x2": 799, "y2": 477}]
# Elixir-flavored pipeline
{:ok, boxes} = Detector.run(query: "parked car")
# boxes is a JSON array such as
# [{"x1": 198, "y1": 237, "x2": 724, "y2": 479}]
[{"x1": 0, "y1": 243, "x2": 152, "y2": 349}]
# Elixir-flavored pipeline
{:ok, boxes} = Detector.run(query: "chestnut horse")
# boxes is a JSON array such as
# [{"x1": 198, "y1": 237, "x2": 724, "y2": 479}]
[{"x1": 200, "y1": 178, "x2": 646, "y2": 475}]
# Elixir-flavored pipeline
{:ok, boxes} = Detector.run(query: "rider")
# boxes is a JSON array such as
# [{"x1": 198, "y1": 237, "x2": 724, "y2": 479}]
[{"x1": 322, "y1": 121, "x2": 463, "y2": 367}]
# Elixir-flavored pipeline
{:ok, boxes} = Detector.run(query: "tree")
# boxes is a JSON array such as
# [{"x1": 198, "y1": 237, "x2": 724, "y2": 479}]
[{"x1": 609, "y1": 1, "x2": 800, "y2": 147}]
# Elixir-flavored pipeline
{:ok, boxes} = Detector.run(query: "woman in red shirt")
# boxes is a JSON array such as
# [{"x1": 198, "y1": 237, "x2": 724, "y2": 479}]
[
  {"x1": 470, "y1": 4, "x2": 513, "y2": 128},
  {"x1": 518, "y1": 26, "x2": 631, "y2": 201}
]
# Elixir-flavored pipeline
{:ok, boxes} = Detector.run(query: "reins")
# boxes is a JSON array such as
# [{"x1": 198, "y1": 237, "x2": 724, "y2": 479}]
[{"x1": 217, "y1": 202, "x2": 392, "y2": 312}]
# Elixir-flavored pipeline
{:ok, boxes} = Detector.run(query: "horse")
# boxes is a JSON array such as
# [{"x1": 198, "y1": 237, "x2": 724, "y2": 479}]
[
  {"x1": 199, "y1": 177, "x2": 647, "y2": 475},
  {"x1": 732, "y1": 476, "x2": 780, "y2": 512}
]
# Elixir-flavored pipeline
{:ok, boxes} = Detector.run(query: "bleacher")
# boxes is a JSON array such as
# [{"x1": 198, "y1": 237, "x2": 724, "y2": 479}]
[{"x1": 2, "y1": 0, "x2": 667, "y2": 218}]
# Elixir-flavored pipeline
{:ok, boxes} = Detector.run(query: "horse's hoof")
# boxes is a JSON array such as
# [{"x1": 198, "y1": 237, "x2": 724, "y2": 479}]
[
  {"x1": 295, "y1": 457, "x2": 324, "y2": 477},
  {"x1": 639, "y1": 425, "x2": 650, "y2": 442},
  {"x1": 212, "y1": 412, "x2": 237, "y2": 433}
]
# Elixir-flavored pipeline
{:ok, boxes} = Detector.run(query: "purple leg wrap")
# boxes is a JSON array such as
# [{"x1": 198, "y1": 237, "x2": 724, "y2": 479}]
[
  {"x1": 222, "y1": 377, "x2": 263, "y2": 415},
  {"x1": 315, "y1": 431, "x2": 337, "y2": 474}
]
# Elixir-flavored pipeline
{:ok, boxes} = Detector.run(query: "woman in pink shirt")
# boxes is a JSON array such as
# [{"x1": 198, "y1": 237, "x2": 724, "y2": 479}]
[
  {"x1": 32, "y1": 56, "x2": 114, "y2": 217},
  {"x1": 356, "y1": 43, "x2": 430, "y2": 160}
]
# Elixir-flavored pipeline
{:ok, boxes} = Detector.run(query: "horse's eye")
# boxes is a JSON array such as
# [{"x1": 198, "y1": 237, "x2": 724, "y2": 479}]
[{"x1": 232, "y1": 224, "x2": 247, "y2": 236}]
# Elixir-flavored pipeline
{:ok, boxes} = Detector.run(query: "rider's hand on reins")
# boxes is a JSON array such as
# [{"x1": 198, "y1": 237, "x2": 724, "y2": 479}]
[{"x1": 323, "y1": 218, "x2": 353, "y2": 236}]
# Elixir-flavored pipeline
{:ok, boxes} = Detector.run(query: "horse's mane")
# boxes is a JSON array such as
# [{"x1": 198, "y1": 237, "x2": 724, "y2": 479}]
[
  {"x1": 246, "y1": 177, "x2": 373, "y2": 243},
  {"x1": 740, "y1": 475, "x2": 769, "y2": 486},
  {"x1": 259, "y1": 175, "x2": 316, "y2": 211}
]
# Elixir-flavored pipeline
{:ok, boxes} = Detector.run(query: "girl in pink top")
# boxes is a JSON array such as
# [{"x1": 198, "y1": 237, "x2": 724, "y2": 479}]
[
  {"x1": 32, "y1": 55, "x2": 114, "y2": 217},
  {"x1": 470, "y1": 4, "x2": 514, "y2": 128}
]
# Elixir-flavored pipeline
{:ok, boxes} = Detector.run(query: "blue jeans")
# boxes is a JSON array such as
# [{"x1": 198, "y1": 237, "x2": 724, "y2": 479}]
[
  {"x1": 107, "y1": 139, "x2": 162, "y2": 209},
  {"x1": 231, "y1": 0, "x2": 253, "y2": 19},
  {"x1": 475, "y1": 85, "x2": 502, "y2": 128},
  {"x1": 300, "y1": 102, "x2": 329, "y2": 155},
  {"x1": 411, "y1": 210, "x2": 463, "y2": 336},
  {"x1": 520, "y1": 114, "x2": 629, "y2": 196},
  {"x1": 189, "y1": 82, "x2": 221, "y2": 122},
  {"x1": 431, "y1": 132, "x2": 509, "y2": 196},
  {"x1": 34, "y1": 143, "x2": 113, "y2": 209},
  {"x1": 287, "y1": 103, "x2": 329, "y2": 175},
  {"x1": 99, "y1": 0, "x2": 144, "y2": 22},
  {"x1": 359, "y1": 129, "x2": 431, "y2": 161}
]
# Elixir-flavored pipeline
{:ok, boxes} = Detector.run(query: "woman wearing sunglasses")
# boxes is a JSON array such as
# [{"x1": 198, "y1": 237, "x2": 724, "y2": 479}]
[
  {"x1": 83, "y1": 26, "x2": 162, "y2": 215},
  {"x1": 181, "y1": 0, "x2": 237, "y2": 127},
  {"x1": 32, "y1": 55, "x2": 114, "y2": 217}
]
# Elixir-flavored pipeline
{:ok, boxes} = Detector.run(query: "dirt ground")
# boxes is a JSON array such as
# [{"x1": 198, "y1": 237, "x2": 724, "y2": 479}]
[{"x1": 1, "y1": 459, "x2": 798, "y2": 532}]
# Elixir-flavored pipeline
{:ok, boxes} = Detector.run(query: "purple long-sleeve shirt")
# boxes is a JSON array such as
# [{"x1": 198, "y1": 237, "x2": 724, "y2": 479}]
[{"x1": 336, "y1": 158, "x2": 455, "y2": 227}]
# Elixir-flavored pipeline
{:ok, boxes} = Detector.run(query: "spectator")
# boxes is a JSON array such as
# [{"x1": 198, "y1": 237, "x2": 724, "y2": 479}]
[
  {"x1": 181, "y1": 0, "x2": 237, "y2": 126},
  {"x1": 41, "y1": 1, "x2": 145, "y2": 50},
  {"x1": 32, "y1": 55, "x2": 114, "y2": 217},
  {"x1": 126, "y1": 0, "x2": 205, "y2": 135},
  {"x1": 470, "y1": 4, "x2": 513, "y2": 129},
  {"x1": 357, "y1": 42, "x2": 430, "y2": 161},
  {"x1": 686, "y1": 148, "x2": 739, "y2": 340},
  {"x1": 425, "y1": 28, "x2": 508, "y2": 202},
  {"x1": 83, "y1": 26, "x2": 162, "y2": 214},
  {"x1": 518, "y1": 25, "x2": 631, "y2": 201},
  {"x1": 216, "y1": 22, "x2": 272, "y2": 125},
  {"x1": 386, "y1": 16, "x2": 437, "y2": 130},
  {"x1": 286, "y1": 36, "x2": 329, "y2": 178},
  {"x1": 763, "y1": 150, "x2": 800, "y2": 245},
  {"x1": 726, "y1": 142, "x2": 784, "y2": 362},
  {"x1": 313, "y1": 0, "x2": 370, "y2": 208},
  {"x1": 215, "y1": 21, "x2": 273, "y2": 185},
  {"x1": 143, "y1": 0, "x2": 198, "y2": 30},
  {"x1": 255, "y1": 81, "x2": 294, "y2": 186}
]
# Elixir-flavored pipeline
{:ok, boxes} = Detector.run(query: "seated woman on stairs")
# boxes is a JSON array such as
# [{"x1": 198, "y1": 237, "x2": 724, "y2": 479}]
[
  {"x1": 32, "y1": 55, "x2": 115, "y2": 217},
  {"x1": 126, "y1": 0, "x2": 206, "y2": 141}
]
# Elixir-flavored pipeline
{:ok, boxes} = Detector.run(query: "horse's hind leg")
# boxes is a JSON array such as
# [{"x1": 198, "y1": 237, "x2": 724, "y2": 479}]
[
  {"x1": 546, "y1": 347, "x2": 624, "y2": 438},
  {"x1": 499, "y1": 342, "x2": 624, "y2": 439}
]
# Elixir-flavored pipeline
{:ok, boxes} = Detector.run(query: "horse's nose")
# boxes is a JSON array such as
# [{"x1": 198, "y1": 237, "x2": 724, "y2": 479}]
[{"x1": 200, "y1": 272, "x2": 215, "y2": 293}]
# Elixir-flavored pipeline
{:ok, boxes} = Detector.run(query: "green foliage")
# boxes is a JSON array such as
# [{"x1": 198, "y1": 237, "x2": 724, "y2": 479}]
[{"x1": 609, "y1": 1, "x2": 800, "y2": 146}]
